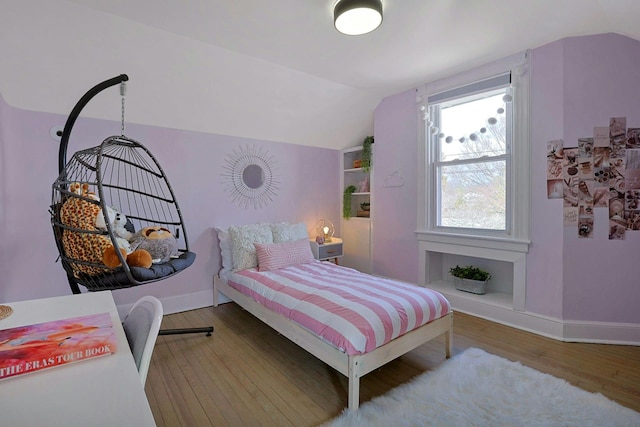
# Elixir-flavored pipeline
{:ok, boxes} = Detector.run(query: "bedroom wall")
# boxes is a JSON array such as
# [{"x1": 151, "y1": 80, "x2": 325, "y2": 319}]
[
  {"x1": 371, "y1": 89, "x2": 419, "y2": 283},
  {"x1": 527, "y1": 32, "x2": 640, "y2": 328},
  {"x1": 527, "y1": 38, "x2": 566, "y2": 320},
  {"x1": 372, "y1": 33, "x2": 640, "y2": 327},
  {"x1": 0, "y1": 92, "x2": 340, "y2": 313},
  {"x1": 556, "y1": 34, "x2": 640, "y2": 323}
]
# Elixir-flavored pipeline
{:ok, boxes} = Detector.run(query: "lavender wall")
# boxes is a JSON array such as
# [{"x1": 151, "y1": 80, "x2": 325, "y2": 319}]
[
  {"x1": 372, "y1": 89, "x2": 420, "y2": 282},
  {"x1": 373, "y1": 33, "x2": 640, "y2": 325},
  {"x1": 0, "y1": 94, "x2": 340, "y2": 309},
  {"x1": 528, "y1": 40, "x2": 566, "y2": 319},
  {"x1": 558, "y1": 34, "x2": 640, "y2": 323}
]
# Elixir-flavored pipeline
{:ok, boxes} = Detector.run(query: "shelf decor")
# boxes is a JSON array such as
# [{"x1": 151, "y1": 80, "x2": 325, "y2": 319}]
[
  {"x1": 343, "y1": 185, "x2": 357, "y2": 219},
  {"x1": 449, "y1": 265, "x2": 491, "y2": 295},
  {"x1": 362, "y1": 136, "x2": 373, "y2": 172}
]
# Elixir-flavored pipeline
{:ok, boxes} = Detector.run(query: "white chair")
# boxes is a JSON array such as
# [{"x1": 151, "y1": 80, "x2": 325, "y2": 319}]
[{"x1": 122, "y1": 295, "x2": 163, "y2": 385}]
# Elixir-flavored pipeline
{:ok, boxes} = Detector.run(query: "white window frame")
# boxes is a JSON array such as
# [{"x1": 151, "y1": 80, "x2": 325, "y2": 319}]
[
  {"x1": 416, "y1": 52, "x2": 530, "y2": 252},
  {"x1": 431, "y1": 84, "x2": 512, "y2": 235}
]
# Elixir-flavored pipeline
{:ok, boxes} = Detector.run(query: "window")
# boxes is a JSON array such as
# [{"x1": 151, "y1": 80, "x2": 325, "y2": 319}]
[
  {"x1": 431, "y1": 82, "x2": 511, "y2": 232},
  {"x1": 417, "y1": 55, "x2": 530, "y2": 246}
]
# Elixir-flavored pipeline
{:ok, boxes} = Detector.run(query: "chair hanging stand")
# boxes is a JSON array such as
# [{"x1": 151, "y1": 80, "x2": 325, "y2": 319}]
[{"x1": 51, "y1": 74, "x2": 212, "y2": 337}]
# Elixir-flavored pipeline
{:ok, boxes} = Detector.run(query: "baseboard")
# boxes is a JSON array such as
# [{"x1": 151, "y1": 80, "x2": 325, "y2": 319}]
[
  {"x1": 159, "y1": 289, "x2": 216, "y2": 315},
  {"x1": 452, "y1": 303, "x2": 640, "y2": 345},
  {"x1": 115, "y1": 289, "x2": 215, "y2": 319},
  {"x1": 561, "y1": 319, "x2": 640, "y2": 345}
]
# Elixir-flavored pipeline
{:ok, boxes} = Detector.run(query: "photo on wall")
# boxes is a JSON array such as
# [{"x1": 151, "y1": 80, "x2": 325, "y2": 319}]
[
  {"x1": 548, "y1": 117, "x2": 640, "y2": 240},
  {"x1": 547, "y1": 139, "x2": 564, "y2": 199}
]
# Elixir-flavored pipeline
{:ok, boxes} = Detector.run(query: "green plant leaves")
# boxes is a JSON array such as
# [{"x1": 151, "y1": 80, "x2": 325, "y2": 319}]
[
  {"x1": 449, "y1": 265, "x2": 491, "y2": 281},
  {"x1": 343, "y1": 185, "x2": 357, "y2": 219}
]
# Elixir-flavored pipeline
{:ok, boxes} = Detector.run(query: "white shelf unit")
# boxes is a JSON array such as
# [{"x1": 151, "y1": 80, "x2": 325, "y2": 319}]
[
  {"x1": 341, "y1": 146, "x2": 372, "y2": 274},
  {"x1": 417, "y1": 235, "x2": 528, "y2": 315}
]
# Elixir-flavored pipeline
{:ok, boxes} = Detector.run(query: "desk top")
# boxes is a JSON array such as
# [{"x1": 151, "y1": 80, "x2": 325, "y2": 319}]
[{"x1": 0, "y1": 291, "x2": 156, "y2": 426}]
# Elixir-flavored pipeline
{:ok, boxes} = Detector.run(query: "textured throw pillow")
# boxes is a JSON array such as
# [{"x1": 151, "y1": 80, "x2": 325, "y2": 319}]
[
  {"x1": 214, "y1": 226, "x2": 233, "y2": 275},
  {"x1": 271, "y1": 222, "x2": 309, "y2": 243},
  {"x1": 255, "y1": 239, "x2": 315, "y2": 271},
  {"x1": 229, "y1": 223, "x2": 273, "y2": 271}
]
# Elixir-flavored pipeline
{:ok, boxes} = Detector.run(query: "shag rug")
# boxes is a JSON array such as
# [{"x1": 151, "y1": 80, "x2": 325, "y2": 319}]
[{"x1": 322, "y1": 348, "x2": 640, "y2": 427}]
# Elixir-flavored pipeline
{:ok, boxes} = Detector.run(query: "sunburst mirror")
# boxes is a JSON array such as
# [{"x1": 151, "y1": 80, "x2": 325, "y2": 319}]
[{"x1": 222, "y1": 145, "x2": 279, "y2": 209}]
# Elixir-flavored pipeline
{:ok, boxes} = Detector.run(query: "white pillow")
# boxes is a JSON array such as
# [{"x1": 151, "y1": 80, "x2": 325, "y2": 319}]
[
  {"x1": 255, "y1": 239, "x2": 315, "y2": 271},
  {"x1": 214, "y1": 226, "x2": 233, "y2": 275},
  {"x1": 229, "y1": 223, "x2": 273, "y2": 271},
  {"x1": 271, "y1": 222, "x2": 309, "y2": 243}
]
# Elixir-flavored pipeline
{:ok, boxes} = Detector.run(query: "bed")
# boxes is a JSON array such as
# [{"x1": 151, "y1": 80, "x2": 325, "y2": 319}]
[{"x1": 212, "y1": 222, "x2": 453, "y2": 410}]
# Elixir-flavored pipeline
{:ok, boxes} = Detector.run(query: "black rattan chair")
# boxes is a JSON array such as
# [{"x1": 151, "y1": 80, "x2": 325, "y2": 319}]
[{"x1": 51, "y1": 74, "x2": 212, "y2": 337}]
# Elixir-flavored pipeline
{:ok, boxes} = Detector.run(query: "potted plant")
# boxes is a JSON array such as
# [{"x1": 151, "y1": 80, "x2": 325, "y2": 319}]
[
  {"x1": 361, "y1": 136, "x2": 373, "y2": 172},
  {"x1": 343, "y1": 185, "x2": 357, "y2": 219},
  {"x1": 449, "y1": 265, "x2": 491, "y2": 295}
]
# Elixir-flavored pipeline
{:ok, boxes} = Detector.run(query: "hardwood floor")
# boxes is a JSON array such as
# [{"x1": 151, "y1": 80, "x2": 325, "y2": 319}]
[{"x1": 145, "y1": 303, "x2": 640, "y2": 426}]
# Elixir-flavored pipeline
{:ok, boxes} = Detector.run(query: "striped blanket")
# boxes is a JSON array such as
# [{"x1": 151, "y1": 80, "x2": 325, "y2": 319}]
[{"x1": 227, "y1": 261, "x2": 451, "y2": 355}]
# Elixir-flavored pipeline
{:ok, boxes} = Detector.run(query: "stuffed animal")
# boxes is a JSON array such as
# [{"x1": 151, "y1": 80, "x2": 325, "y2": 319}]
[
  {"x1": 111, "y1": 207, "x2": 134, "y2": 241},
  {"x1": 102, "y1": 246, "x2": 152, "y2": 270},
  {"x1": 94, "y1": 205, "x2": 133, "y2": 252},
  {"x1": 129, "y1": 226, "x2": 179, "y2": 264},
  {"x1": 69, "y1": 182, "x2": 99, "y2": 200},
  {"x1": 60, "y1": 182, "x2": 151, "y2": 275}
]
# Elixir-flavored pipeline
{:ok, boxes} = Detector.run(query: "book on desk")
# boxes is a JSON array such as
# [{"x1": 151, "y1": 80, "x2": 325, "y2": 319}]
[{"x1": 0, "y1": 312, "x2": 117, "y2": 380}]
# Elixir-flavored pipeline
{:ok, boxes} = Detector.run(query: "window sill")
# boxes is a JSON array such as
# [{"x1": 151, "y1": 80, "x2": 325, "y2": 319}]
[{"x1": 415, "y1": 230, "x2": 530, "y2": 254}]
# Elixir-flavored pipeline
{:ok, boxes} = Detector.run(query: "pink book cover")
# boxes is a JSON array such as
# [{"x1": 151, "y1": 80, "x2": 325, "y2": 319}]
[{"x1": 0, "y1": 312, "x2": 117, "y2": 380}]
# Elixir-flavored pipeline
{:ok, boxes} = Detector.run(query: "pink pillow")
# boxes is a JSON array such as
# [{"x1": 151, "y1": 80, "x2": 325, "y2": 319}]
[{"x1": 255, "y1": 239, "x2": 315, "y2": 271}]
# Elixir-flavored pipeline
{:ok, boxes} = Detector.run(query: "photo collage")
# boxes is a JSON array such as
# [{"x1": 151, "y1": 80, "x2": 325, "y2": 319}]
[{"x1": 547, "y1": 117, "x2": 640, "y2": 240}]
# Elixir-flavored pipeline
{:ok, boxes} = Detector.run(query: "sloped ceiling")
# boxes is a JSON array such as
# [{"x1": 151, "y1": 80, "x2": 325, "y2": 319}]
[{"x1": 2, "y1": 0, "x2": 639, "y2": 149}]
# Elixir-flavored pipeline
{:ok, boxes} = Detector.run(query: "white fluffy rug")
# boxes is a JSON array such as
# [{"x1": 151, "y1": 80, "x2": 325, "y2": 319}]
[{"x1": 322, "y1": 348, "x2": 640, "y2": 427}]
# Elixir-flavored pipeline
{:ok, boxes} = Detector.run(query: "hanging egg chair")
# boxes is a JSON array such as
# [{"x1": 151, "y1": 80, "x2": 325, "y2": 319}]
[{"x1": 50, "y1": 74, "x2": 212, "y2": 336}]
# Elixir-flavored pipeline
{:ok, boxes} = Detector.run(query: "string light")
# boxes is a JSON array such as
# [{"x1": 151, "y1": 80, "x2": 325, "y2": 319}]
[{"x1": 428, "y1": 99, "x2": 511, "y2": 144}]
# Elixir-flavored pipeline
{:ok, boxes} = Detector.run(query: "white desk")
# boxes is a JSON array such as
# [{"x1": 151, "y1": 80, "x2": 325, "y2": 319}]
[{"x1": 0, "y1": 291, "x2": 156, "y2": 426}]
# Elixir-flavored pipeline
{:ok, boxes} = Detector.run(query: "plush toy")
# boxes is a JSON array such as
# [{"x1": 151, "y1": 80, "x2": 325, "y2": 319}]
[
  {"x1": 94, "y1": 205, "x2": 133, "y2": 252},
  {"x1": 102, "y1": 246, "x2": 152, "y2": 269},
  {"x1": 111, "y1": 208, "x2": 134, "y2": 241},
  {"x1": 68, "y1": 182, "x2": 100, "y2": 202},
  {"x1": 61, "y1": 183, "x2": 114, "y2": 276},
  {"x1": 129, "y1": 226, "x2": 179, "y2": 264},
  {"x1": 60, "y1": 182, "x2": 152, "y2": 275}
]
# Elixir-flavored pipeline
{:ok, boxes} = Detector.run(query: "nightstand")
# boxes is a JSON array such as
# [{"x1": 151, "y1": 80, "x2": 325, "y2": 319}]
[{"x1": 309, "y1": 237, "x2": 343, "y2": 264}]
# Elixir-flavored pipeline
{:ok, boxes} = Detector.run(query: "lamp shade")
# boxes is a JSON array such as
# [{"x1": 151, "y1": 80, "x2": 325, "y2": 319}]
[
  {"x1": 316, "y1": 219, "x2": 335, "y2": 242},
  {"x1": 334, "y1": 0, "x2": 383, "y2": 36}
]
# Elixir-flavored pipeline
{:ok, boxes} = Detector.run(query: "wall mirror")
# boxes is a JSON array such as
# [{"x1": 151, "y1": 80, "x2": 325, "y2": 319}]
[
  {"x1": 222, "y1": 145, "x2": 279, "y2": 209},
  {"x1": 242, "y1": 164, "x2": 264, "y2": 189}
]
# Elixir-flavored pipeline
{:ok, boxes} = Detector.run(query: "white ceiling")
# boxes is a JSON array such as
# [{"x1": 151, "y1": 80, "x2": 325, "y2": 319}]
[
  {"x1": 4, "y1": 1, "x2": 640, "y2": 150},
  {"x1": 69, "y1": 0, "x2": 640, "y2": 96}
]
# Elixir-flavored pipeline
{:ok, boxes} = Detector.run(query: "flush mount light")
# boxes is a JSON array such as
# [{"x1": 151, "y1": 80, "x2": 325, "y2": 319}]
[{"x1": 334, "y1": 0, "x2": 383, "y2": 36}]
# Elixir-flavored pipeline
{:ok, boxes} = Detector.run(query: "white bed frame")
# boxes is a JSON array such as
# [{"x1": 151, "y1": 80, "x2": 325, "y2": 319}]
[{"x1": 213, "y1": 275, "x2": 453, "y2": 410}]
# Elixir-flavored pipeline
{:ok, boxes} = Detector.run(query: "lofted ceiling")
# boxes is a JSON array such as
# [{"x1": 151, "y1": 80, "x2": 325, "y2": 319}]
[
  {"x1": 68, "y1": 0, "x2": 640, "y2": 94},
  {"x1": 4, "y1": 1, "x2": 640, "y2": 149}
]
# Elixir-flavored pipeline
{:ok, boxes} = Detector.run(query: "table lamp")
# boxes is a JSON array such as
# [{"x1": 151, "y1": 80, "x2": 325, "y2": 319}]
[{"x1": 316, "y1": 219, "x2": 335, "y2": 243}]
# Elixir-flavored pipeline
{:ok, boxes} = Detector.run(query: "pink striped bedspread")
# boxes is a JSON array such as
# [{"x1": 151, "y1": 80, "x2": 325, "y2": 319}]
[{"x1": 227, "y1": 261, "x2": 451, "y2": 355}]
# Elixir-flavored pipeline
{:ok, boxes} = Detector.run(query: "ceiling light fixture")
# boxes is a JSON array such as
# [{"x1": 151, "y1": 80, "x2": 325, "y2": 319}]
[{"x1": 334, "y1": 0, "x2": 383, "y2": 36}]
